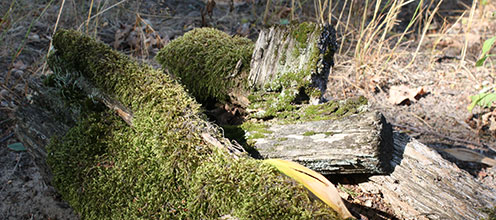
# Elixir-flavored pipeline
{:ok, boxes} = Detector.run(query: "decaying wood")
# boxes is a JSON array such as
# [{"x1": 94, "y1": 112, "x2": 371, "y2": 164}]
[
  {"x1": 249, "y1": 23, "x2": 336, "y2": 94},
  {"x1": 252, "y1": 111, "x2": 393, "y2": 174},
  {"x1": 358, "y1": 132, "x2": 496, "y2": 220},
  {"x1": 15, "y1": 80, "x2": 74, "y2": 185}
]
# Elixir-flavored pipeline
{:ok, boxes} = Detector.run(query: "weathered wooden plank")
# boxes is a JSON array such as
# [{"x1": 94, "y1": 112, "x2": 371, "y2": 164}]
[
  {"x1": 358, "y1": 132, "x2": 496, "y2": 220},
  {"x1": 251, "y1": 111, "x2": 393, "y2": 174}
]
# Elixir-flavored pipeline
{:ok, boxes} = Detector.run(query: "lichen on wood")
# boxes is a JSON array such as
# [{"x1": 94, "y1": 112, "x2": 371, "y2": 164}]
[{"x1": 45, "y1": 29, "x2": 339, "y2": 219}]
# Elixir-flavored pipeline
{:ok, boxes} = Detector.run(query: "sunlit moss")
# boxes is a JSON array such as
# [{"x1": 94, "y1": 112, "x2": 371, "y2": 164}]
[{"x1": 156, "y1": 28, "x2": 254, "y2": 105}]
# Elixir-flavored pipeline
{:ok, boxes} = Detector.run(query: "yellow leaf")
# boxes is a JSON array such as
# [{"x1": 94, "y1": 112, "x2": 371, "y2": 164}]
[{"x1": 264, "y1": 159, "x2": 354, "y2": 219}]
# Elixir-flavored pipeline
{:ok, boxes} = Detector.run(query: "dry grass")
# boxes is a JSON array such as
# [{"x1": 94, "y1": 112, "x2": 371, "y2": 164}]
[
  {"x1": 300, "y1": 0, "x2": 495, "y2": 97},
  {"x1": 0, "y1": 0, "x2": 494, "y2": 112}
]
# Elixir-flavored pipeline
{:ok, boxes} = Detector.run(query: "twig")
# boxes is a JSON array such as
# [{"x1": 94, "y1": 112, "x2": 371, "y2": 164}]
[
  {"x1": 0, "y1": 118, "x2": 12, "y2": 127},
  {"x1": 0, "y1": 132, "x2": 14, "y2": 144},
  {"x1": 392, "y1": 123, "x2": 496, "y2": 153},
  {"x1": 77, "y1": 0, "x2": 129, "y2": 30},
  {"x1": 42, "y1": 0, "x2": 65, "y2": 75},
  {"x1": 0, "y1": 153, "x2": 23, "y2": 192},
  {"x1": 409, "y1": 112, "x2": 435, "y2": 131}
]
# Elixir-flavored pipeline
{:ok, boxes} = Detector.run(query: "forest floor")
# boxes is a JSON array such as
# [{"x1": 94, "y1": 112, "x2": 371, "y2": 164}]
[{"x1": 0, "y1": 0, "x2": 495, "y2": 219}]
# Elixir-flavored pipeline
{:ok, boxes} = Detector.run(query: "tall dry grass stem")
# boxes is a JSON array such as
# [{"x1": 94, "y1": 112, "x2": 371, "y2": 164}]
[
  {"x1": 263, "y1": 0, "x2": 271, "y2": 25},
  {"x1": 42, "y1": 0, "x2": 65, "y2": 75},
  {"x1": 460, "y1": 0, "x2": 478, "y2": 67},
  {"x1": 85, "y1": 0, "x2": 95, "y2": 33},
  {"x1": 77, "y1": 0, "x2": 128, "y2": 30}
]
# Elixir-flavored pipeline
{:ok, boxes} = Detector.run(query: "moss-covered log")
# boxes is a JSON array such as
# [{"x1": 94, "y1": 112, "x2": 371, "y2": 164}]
[
  {"x1": 154, "y1": 25, "x2": 394, "y2": 175},
  {"x1": 36, "y1": 29, "x2": 339, "y2": 219}
]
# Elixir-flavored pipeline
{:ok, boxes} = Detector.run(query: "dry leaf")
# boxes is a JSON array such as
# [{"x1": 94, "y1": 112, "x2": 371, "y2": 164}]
[
  {"x1": 12, "y1": 60, "x2": 27, "y2": 70},
  {"x1": 206, "y1": 0, "x2": 216, "y2": 18},
  {"x1": 264, "y1": 159, "x2": 354, "y2": 219},
  {"x1": 236, "y1": 23, "x2": 250, "y2": 37},
  {"x1": 388, "y1": 85, "x2": 427, "y2": 105},
  {"x1": 114, "y1": 24, "x2": 132, "y2": 49},
  {"x1": 441, "y1": 148, "x2": 496, "y2": 167}
]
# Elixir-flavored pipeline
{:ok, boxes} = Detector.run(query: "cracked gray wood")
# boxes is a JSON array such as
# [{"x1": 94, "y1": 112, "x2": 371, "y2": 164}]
[
  {"x1": 251, "y1": 111, "x2": 394, "y2": 174},
  {"x1": 358, "y1": 132, "x2": 496, "y2": 220},
  {"x1": 249, "y1": 23, "x2": 337, "y2": 97}
]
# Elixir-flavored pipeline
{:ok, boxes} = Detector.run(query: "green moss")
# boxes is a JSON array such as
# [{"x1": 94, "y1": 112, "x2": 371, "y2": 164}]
[
  {"x1": 249, "y1": 132, "x2": 267, "y2": 139},
  {"x1": 47, "y1": 29, "x2": 338, "y2": 219},
  {"x1": 268, "y1": 96, "x2": 368, "y2": 123},
  {"x1": 156, "y1": 28, "x2": 254, "y2": 105},
  {"x1": 481, "y1": 207, "x2": 496, "y2": 220},
  {"x1": 240, "y1": 121, "x2": 270, "y2": 133},
  {"x1": 292, "y1": 22, "x2": 315, "y2": 50},
  {"x1": 303, "y1": 131, "x2": 317, "y2": 136},
  {"x1": 250, "y1": 69, "x2": 313, "y2": 119},
  {"x1": 305, "y1": 87, "x2": 322, "y2": 99}
]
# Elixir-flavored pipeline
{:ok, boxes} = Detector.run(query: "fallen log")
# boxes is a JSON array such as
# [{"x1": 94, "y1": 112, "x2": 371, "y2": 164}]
[
  {"x1": 14, "y1": 25, "x2": 496, "y2": 220},
  {"x1": 358, "y1": 132, "x2": 496, "y2": 219},
  {"x1": 15, "y1": 29, "x2": 340, "y2": 219},
  {"x1": 15, "y1": 81, "x2": 74, "y2": 185}
]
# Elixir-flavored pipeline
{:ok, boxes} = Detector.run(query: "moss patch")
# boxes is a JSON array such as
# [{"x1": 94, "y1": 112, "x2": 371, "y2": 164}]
[
  {"x1": 156, "y1": 28, "x2": 254, "y2": 105},
  {"x1": 47, "y1": 29, "x2": 338, "y2": 219},
  {"x1": 303, "y1": 131, "x2": 317, "y2": 136}
]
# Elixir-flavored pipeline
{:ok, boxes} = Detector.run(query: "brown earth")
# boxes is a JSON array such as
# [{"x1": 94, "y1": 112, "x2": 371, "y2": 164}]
[{"x1": 1, "y1": 0, "x2": 495, "y2": 219}]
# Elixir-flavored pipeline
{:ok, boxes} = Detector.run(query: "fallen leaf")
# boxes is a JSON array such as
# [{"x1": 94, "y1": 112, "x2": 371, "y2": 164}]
[
  {"x1": 7, "y1": 142, "x2": 27, "y2": 152},
  {"x1": 12, "y1": 60, "x2": 27, "y2": 70},
  {"x1": 388, "y1": 85, "x2": 427, "y2": 105},
  {"x1": 264, "y1": 159, "x2": 354, "y2": 219},
  {"x1": 441, "y1": 148, "x2": 496, "y2": 166},
  {"x1": 114, "y1": 24, "x2": 132, "y2": 49}
]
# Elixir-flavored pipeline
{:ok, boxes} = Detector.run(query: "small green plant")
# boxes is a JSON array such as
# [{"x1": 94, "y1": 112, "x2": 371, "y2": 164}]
[
  {"x1": 481, "y1": 206, "x2": 496, "y2": 220},
  {"x1": 476, "y1": 36, "x2": 496, "y2": 67},
  {"x1": 468, "y1": 36, "x2": 496, "y2": 112},
  {"x1": 467, "y1": 91, "x2": 496, "y2": 112}
]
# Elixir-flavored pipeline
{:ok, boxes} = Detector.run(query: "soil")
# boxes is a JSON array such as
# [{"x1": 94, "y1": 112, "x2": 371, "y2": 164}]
[{"x1": 0, "y1": 0, "x2": 495, "y2": 219}]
